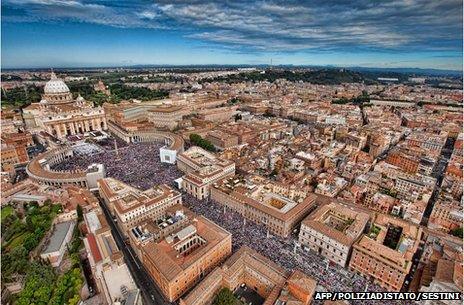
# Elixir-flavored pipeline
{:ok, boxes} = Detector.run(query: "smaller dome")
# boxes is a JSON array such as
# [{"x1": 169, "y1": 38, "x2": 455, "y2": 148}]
[
  {"x1": 76, "y1": 94, "x2": 85, "y2": 102},
  {"x1": 44, "y1": 72, "x2": 70, "y2": 94}
]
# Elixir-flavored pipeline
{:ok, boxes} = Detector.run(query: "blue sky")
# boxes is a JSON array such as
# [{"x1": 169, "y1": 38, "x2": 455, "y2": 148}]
[{"x1": 2, "y1": 0, "x2": 463, "y2": 70}]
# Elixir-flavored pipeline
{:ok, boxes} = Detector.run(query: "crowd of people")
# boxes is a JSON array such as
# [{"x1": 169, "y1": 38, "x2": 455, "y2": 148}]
[
  {"x1": 51, "y1": 141, "x2": 182, "y2": 190},
  {"x1": 183, "y1": 193, "x2": 413, "y2": 305},
  {"x1": 49, "y1": 137, "x2": 412, "y2": 304}
]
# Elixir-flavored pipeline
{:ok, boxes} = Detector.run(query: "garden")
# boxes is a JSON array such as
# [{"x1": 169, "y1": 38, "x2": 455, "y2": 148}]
[{"x1": 1, "y1": 201, "x2": 84, "y2": 305}]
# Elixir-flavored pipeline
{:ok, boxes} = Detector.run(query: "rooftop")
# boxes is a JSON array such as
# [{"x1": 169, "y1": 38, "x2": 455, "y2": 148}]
[
  {"x1": 142, "y1": 215, "x2": 231, "y2": 281},
  {"x1": 42, "y1": 220, "x2": 75, "y2": 254},
  {"x1": 354, "y1": 214, "x2": 422, "y2": 271},
  {"x1": 302, "y1": 202, "x2": 370, "y2": 246}
]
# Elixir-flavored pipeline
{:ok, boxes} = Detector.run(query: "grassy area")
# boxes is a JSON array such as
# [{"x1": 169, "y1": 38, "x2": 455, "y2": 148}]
[
  {"x1": 5, "y1": 232, "x2": 28, "y2": 251},
  {"x1": 1, "y1": 206, "x2": 15, "y2": 221}
]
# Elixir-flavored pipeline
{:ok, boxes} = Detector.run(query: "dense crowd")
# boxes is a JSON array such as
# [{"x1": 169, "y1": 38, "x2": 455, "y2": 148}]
[
  {"x1": 49, "y1": 138, "x2": 413, "y2": 305},
  {"x1": 183, "y1": 193, "x2": 414, "y2": 305},
  {"x1": 51, "y1": 142, "x2": 182, "y2": 190}
]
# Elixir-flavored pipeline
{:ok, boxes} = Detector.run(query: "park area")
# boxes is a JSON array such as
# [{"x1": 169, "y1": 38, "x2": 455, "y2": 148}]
[{"x1": 1, "y1": 202, "x2": 83, "y2": 305}]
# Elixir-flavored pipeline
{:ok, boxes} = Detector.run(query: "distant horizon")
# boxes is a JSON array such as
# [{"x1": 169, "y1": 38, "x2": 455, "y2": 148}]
[
  {"x1": 2, "y1": 1, "x2": 462, "y2": 72},
  {"x1": 2, "y1": 63, "x2": 462, "y2": 76},
  {"x1": 2, "y1": 60, "x2": 463, "y2": 73}
]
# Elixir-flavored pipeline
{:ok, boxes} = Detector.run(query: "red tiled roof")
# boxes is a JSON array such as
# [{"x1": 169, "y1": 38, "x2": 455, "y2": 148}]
[{"x1": 87, "y1": 233, "x2": 102, "y2": 263}]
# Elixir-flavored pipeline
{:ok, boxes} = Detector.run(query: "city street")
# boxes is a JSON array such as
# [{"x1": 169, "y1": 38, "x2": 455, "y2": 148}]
[{"x1": 421, "y1": 137, "x2": 455, "y2": 226}]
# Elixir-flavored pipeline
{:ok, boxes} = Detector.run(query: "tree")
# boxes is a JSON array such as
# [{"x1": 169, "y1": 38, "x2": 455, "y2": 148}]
[
  {"x1": 212, "y1": 288, "x2": 237, "y2": 305},
  {"x1": 450, "y1": 227, "x2": 463, "y2": 238},
  {"x1": 76, "y1": 204, "x2": 83, "y2": 222},
  {"x1": 16, "y1": 262, "x2": 55, "y2": 305},
  {"x1": 189, "y1": 133, "x2": 216, "y2": 152}
]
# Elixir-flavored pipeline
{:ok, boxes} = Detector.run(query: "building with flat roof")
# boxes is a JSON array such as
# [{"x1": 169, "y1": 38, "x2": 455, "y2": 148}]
[
  {"x1": 127, "y1": 204, "x2": 194, "y2": 258},
  {"x1": 299, "y1": 202, "x2": 370, "y2": 267},
  {"x1": 197, "y1": 106, "x2": 237, "y2": 123},
  {"x1": 179, "y1": 246, "x2": 317, "y2": 305},
  {"x1": 101, "y1": 261, "x2": 142, "y2": 305},
  {"x1": 177, "y1": 146, "x2": 235, "y2": 199},
  {"x1": 139, "y1": 211, "x2": 232, "y2": 302},
  {"x1": 40, "y1": 220, "x2": 76, "y2": 267},
  {"x1": 211, "y1": 176, "x2": 317, "y2": 237},
  {"x1": 206, "y1": 130, "x2": 239, "y2": 151},
  {"x1": 98, "y1": 177, "x2": 182, "y2": 233},
  {"x1": 148, "y1": 105, "x2": 188, "y2": 130},
  {"x1": 349, "y1": 214, "x2": 423, "y2": 291}
]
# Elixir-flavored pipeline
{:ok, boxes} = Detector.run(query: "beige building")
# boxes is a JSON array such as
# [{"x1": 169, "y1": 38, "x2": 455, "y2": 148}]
[
  {"x1": 40, "y1": 220, "x2": 76, "y2": 267},
  {"x1": 128, "y1": 204, "x2": 194, "y2": 258},
  {"x1": 22, "y1": 72, "x2": 107, "y2": 139},
  {"x1": 148, "y1": 105, "x2": 188, "y2": 130},
  {"x1": 299, "y1": 202, "x2": 370, "y2": 267},
  {"x1": 177, "y1": 146, "x2": 235, "y2": 199},
  {"x1": 211, "y1": 176, "x2": 317, "y2": 237},
  {"x1": 206, "y1": 130, "x2": 239, "y2": 150},
  {"x1": 428, "y1": 192, "x2": 463, "y2": 232},
  {"x1": 98, "y1": 177, "x2": 182, "y2": 232},
  {"x1": 180, "y1": 246, "x2": 317, "y2": 305},
  {"x1": 140, "y1": 213, "x2": 232, "y2": 302},
  {"x1": 197, "y1": 106, "x2": 237, "y2": 123},
  {"x1": 349, "y1": 214, "x2": 423, "y2": 291},
  {"x1": 1, "y1": 144, "x2": 20, "y2": 172}
]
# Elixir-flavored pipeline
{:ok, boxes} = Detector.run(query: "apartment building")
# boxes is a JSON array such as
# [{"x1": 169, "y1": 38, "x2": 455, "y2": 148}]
[
  {"x1": 299, "y1": 202, "x2": 370, "y2": 267},
  {"x1": 98, "y1": 177, "x2": 182, "y2": 232},
  {"x1": 140, "y1": 214, "x2": 232, "y2": 301},
  {"x1": 211, "y1": 176, "x2": 317, "y2": 237},
  {"x1": 349, "y1": 214, "x2": 422, "y2": 291},
  {"x1": 177, "y1": 146, "x2": 235, "y2": 199}
]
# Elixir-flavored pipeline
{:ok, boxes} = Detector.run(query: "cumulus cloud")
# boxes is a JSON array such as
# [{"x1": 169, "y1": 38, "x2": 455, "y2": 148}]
[{"x1": 2, "y1": 0, "x2": 462, "y2": 52}]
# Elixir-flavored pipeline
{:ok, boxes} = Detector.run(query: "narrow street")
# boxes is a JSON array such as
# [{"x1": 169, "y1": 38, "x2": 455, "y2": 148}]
[
  {"x1": 96, "y1": 194, "x2": 172, "y2": 305},
  {"x1": 421, "y1": 137, "x2": 455, "y2": 226}
]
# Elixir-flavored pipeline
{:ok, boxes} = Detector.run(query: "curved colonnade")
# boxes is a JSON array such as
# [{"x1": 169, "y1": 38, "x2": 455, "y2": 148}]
[{"x1": 26, "y1": 125, "x2": 185, "y2": 188}]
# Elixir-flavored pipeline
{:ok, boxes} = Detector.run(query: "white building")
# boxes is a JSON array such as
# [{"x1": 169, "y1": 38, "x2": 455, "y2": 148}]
[
  {"x1": 299, "y1": 203, "x2": 369, "y2": 267},
  {"x1": 22, "y1": 72, "x2": 107, "y2": 139},
  {"x1": 40, "y1": 220, "x2": 76, "y2": 267},
  {"x1": 160, "y1": 146, "x2": 177, "y2": 164}
]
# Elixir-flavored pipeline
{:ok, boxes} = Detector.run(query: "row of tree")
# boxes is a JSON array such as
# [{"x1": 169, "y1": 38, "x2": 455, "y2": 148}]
[
  {"x1": 189, "y1": 133, "x2": 217, "y2": 152},
  {"x1": 202, "y1": 69, "x2": 369, "y2": 85}
]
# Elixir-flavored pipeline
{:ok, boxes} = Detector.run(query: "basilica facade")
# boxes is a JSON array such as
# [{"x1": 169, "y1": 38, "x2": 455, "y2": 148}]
[{"x1": 22, "y1": 72, "x2": 107, "y2": 139}]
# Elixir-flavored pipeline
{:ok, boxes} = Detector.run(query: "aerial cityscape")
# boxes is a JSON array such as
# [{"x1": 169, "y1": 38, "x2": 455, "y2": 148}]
[{"x1": 1, "y1": 1, "x2": 463, "y2": 305}]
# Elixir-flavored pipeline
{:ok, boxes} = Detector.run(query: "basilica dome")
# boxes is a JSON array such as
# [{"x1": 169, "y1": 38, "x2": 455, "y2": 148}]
[{"x1": 44, "y1": 72, "x2": 70, "y2": 94}]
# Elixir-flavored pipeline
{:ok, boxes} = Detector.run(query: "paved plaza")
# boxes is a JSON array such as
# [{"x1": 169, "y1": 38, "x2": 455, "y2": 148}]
[{"x1": 51, "y1": 141, "x2": 182, "y2": 190}]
